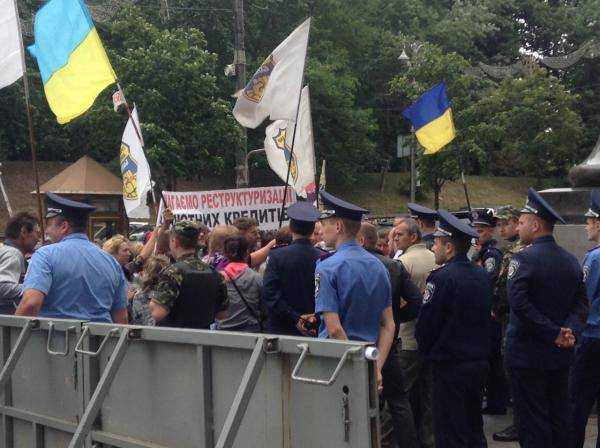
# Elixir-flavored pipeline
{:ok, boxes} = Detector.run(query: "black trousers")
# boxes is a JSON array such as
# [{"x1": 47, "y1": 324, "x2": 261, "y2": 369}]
[
  {"x1": 486, "y1": 320, "x2": 508, "y2": 412},
  {"x1": 510, "y1": 366, "x2": 569, "y2": 448},
  {"x1": 382, "y1": 344, "x2": 418, "y2": 448},
  {"x1": 569, "y1": 338, "x2": 600, "y2": 448},
  {"x1": 431, "y1": 360, "x2": 488, "y2": 448}
]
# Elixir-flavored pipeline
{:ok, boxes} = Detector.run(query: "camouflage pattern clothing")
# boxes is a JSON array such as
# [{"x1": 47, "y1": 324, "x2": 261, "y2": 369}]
[
  {"x1": 128, "y1": 289, "x2": 156, "y2": 326},
  {"x1": 494, "y1": 238, "x2": 525, "y2": 325},
  {"x1": 152, "y1": 254, "x2": 228, "y2": 314}
]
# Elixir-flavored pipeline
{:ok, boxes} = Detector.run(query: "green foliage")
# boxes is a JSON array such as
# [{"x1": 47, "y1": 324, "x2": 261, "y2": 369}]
[
  {"x1": 0, "y1": 0, "x2": 598, "y2": 193},
  {"x1": 463, "y1": 70, "x2": 584, "y2": 181}
]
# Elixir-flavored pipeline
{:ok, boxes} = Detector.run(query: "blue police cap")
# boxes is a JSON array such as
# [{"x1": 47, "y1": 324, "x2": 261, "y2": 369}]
[
  {"x1": 585, "y1": 189, "x2": 600, "y2": 218},
  {"x1": 472, "y1": 208, "x2": 497, "y2": 227},
  {"x1": 521, "y1": 188, "x2": 565, "y2": 224},
  {"x1": 45, "y1": 192, "x2": 95, "y2": 219},
  {"x1": 319, "y1": 191, "x2": 368, "y2": 221},
  {"x1": 433, "y1": 209, "x2": 479, "y2": 239},
  {"x1": 407, "y1": 203, "x2": 437, "y2": 221},
  {"x1": 287, "y1": 201, "x2": 320, "y2": 223}
]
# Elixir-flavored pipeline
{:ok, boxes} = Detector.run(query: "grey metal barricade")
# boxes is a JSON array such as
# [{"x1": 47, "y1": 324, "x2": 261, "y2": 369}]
[{"x1": 0, "y1": 316, "x2": 381, "y2": 448}]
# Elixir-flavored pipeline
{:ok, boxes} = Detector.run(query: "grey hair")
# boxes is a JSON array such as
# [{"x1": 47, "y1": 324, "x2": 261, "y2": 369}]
[{"x1": 402, "y1": 218, "x2": 422, "y2": 242}]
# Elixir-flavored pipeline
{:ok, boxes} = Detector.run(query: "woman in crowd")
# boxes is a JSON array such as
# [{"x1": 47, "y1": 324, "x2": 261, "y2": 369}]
[
  {"x1": 216, "y1": 235, "x2": 264, "y2": 332},
  {"x1": 202, "y1": 225, "x2": 238, "y2": 271},
  {"x1": 128, "y1": 255, "x2": 170, "y2": 325},
  {"x1": 102, "y1": 234, "x2": 133, "y2": 281}
]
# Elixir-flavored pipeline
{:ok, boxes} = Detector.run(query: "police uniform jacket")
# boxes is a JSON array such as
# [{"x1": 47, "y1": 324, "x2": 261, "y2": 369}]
[
  {"x1": 473, "y1": 239, "x2": 503, "y2": 284},
  {"x1": 582, "y1": 246, "x2": 600, "y2": 339},
  {"x1": 506, "y1": 235, "x2": 589, "y2": 369},
  {"x1": 262, "y1": 238, "x2": 323, "y2": 335},
  {"x1": 415, "y1": 253, "x2": 491, "y2": 362}
]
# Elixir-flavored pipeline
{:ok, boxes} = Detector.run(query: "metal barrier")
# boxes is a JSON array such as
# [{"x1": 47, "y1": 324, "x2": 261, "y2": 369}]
[{"x1": 0, "y1": 316, "x2": 381, "y2": 448}]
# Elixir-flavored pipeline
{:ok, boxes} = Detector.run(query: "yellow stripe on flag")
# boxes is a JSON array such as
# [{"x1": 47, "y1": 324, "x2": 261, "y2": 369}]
[
  {"x1": 44, "y1": 28, "x2": 116, "y2": 124},
  {"x1": 415, "y1": 108, "x2": 456, "y2": 155}
]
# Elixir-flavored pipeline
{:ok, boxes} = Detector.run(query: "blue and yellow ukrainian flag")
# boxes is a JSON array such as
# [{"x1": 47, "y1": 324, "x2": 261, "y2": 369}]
[
  {"x1": 402, "y1": 83, "x2": 456, "y2": 155},
  {"x1": 29, "y1": 0, "x2": 116, "y2": 124}
]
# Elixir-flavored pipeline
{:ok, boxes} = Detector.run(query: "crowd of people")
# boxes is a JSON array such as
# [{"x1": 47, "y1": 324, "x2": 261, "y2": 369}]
[{"x1": 1, "y1": 187, "x2": 600, "y2": 448}]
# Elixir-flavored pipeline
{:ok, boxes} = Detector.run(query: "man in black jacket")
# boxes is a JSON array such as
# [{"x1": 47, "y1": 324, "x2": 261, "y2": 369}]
[
  {"x1": 262, "y1": 202, "x2": 324, "y2": 336},
  {"x1": 359, "y1": 222, "x2": 422, "y2": 448}
]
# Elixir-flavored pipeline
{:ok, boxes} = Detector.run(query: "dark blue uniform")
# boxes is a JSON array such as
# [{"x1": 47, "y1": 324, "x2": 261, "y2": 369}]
[
  {"x1": 506, "y1": 236, "x2": 588, "y2": 448},
  {"x1": 416, "y1": 209, "x2": 491, "y2": 448},
  {"x1": 474, "y1": 238, "x2": 507, "y2": 414},
  {"x1": 570, "y1": 189, "x2": 600, "y2": 448},
  {"x1": 262, "y1": 239, "x2": 323, "y2": 335}
]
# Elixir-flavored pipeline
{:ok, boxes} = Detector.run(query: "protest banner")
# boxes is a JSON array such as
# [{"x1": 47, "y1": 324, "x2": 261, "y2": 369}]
[{"x1": 159, "y1": 186, "x2": 296, "y2": 230}]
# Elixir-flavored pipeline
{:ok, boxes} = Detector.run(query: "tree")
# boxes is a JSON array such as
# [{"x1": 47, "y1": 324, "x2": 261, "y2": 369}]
[
  {"x1": 102, "y1": 8, "x2": 243, "y2": 188},
  {"x1": 462, "y1": 69, "x2": 584, "y2": 183}
]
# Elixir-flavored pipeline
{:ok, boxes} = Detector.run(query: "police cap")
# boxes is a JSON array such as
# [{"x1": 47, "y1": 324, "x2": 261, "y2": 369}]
[
  {"x1": 319, "y1": 191, "x2": 368, "y2": 221},
  {"x1": 407, "y1": 203, "x2": 437, "y2": 221},
  {"x1": 434, "y1": 209, "x2": 479, "y2": 239},
  {"x1": 45, "y1": 192, "x2": 95, "y2": 220},
  {"x1": 287, "y1": 201, "x2": 320, "y2": 223},
  {"x1": 172, "y1": 220, "x2": 200, "y2": 240},
  {"x1": 521, "y1": 188, "x2": 565, "y2": 224},
  {"x1": 472, "y1": 208, "x2": 497, "y2": 227},
  {"x1": 585, "y1": 190, "x2": 600, "y2": 219}
]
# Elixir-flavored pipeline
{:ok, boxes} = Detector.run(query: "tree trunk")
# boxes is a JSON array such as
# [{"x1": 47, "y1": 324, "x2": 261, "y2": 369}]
[{"x1": 434, "y1": 186, "x2": 440, "y2": 209}]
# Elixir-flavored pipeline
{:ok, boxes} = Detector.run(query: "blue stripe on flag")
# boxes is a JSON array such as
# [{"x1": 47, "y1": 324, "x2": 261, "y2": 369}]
[{"x1": 28, "y1": 0, "x2": 93, "y2": 84}]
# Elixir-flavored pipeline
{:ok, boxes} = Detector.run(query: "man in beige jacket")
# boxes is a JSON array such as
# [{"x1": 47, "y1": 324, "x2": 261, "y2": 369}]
[{"x1": 396, "y1": 218, "x2": 438, "y2": 448}]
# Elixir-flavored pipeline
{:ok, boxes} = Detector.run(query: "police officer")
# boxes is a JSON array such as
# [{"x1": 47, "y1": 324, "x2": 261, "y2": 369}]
[
  {"x1": 262, "y1": 202, "x2": 323, "y2": 336},
  {"x1": 472, "y1": 208, "x2": 507, "y2": 416},
  {"x1": 315, "y1": 191, "x2": 395, "y2": 391},
  {"x1": 472, "y1": 208, "x2": 502, "y2": 281},
  {"x1": 570, "y1": 189, "x2": 600, "y2": 448},
  {"x1": 17, "y1": 193, "x2": 128, "y2": 323},
  {"x1": 407, "y1": 203, "x2": 437, "y2": 250},
  {"x1": 506, "y1": 188, "x2": 588, "y2": 448},
  {"x1": 151, "y1": 221, "x2": 228, "y2": 329},
  {"x1": 415, "y1": 209, "x2": 491, "y2": 448},
  {"x1": 491, "y1": 205, "x2": 525, "y2": 443}
]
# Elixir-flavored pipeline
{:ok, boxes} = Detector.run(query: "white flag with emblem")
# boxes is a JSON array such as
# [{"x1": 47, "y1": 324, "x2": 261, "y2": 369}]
[
  {"x1": 0, "y1": 0, "x2": 25, "y2": 90},
  {"x1": 264, "y1": 86, "x2": 316, "y2": 198},
  {"x1": 120, "y1": 106, "x2": 151, "y2": 219},
  {"x1": 233, "y1": 18, "x2": 310, "y2": 129}
]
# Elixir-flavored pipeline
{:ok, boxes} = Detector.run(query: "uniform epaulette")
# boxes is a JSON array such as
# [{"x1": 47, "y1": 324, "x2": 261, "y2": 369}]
[{"x1": 271, "y1": 243, "x2": 289, "y2": 250}]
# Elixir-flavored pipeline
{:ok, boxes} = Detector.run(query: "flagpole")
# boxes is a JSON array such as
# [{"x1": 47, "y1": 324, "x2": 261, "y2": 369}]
[
  {"x1": 116, "y1": 81, "x2": 159, "y2": 215},
  {"x1": 457, "y1": 150, "x2": 472, "y2": 213},
  {"x1": 14, "y1": 0, "x2": 45, "y2": 235},
  {"x1": 277, "y1": 18, "x2": 311, "y2": 229},
  {"x1": 277, "y1": 86, "x2": 303, "y2": 229}
]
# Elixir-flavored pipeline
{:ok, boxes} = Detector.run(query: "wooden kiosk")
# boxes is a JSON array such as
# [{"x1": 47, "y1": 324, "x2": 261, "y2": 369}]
[{"x1": 32, "y1": 156, "x2": 126, "y2": 242}]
